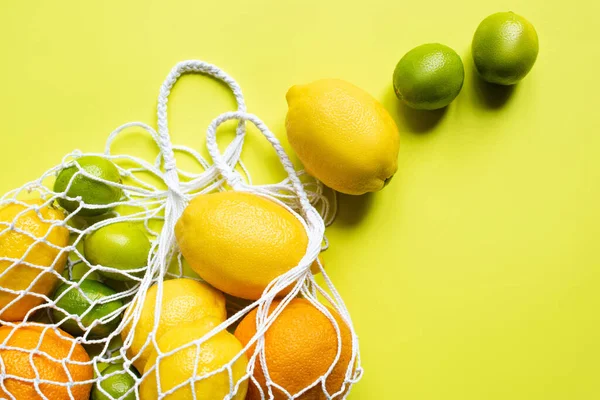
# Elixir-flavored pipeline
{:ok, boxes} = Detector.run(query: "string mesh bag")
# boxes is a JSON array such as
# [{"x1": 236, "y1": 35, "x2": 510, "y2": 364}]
[{"x1": 0, "y1": 60, "x2": 363, "y2": 400}]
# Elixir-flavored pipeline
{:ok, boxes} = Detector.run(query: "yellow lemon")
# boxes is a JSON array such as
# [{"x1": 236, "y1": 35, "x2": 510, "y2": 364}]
[
  {"x1": 140, "y1": 317, "x2": 248, "y2": 400},
  {"x1": 121, "y1": 278, "x2": 226, "y2": 372},
  {"x1": 175, "y1": 191, "x2": 312, "y2": 300},
  {"x1": 0, "y1": 200, "x2": 69, "y2": 321},
  {"x1": 286, "y1": 79, "x2": 400, "y2": 195}
]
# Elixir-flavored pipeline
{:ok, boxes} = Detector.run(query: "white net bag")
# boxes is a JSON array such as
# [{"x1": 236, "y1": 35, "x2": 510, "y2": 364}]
[{"x1": 0, "y1": 60, "x2": 363, "y2": 400}]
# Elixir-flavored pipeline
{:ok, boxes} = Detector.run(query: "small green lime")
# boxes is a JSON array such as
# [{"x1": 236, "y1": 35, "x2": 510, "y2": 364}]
[
  {"x1": 93, "y1": 362, "x2": 112, "y2": 379},
  {"x1": 54, "y1": 156, "x2": 122, "y2": 216},
  {"x1": 91, "y1": 364, "x2": 140, "y2": 400},
  {"x1": 472, "y1": 11, "x2": 539, "y2": 85},
  {"x1": 393, "y1": 43, "x2": 465, "y2": 110},
  {"x1": 52, "y1": 279, "x2": 123, "y2": 338},
  {"x1": 62, "y1": 263, "x2": 102, "y2": 282},
  {"x1": 84, "y1": 223, "x2": 151, "y2": 281}
]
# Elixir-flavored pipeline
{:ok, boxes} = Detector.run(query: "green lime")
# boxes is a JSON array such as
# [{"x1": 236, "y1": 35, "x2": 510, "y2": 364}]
[
  {"x1": 52, "y1": 279, "x2": 123, "y2": 338},
  {"x1": 84, "y1": 223, "x2": 151, "y2": 281},
  {"x1": 62, "y1": 262, "x2": 102, "y2": 282},
  {"x1": 93, "y1": 362, "x2": 112, "y2": 379},
  {"x1": 393, "y1": 43, "x2": 465, "y2": 110},
  {"x1": 91, "y1": 364, "x2": 140, "y2": 400},
  {"x1": 54, "y1": 156, "x2": 122, "y2": 216},
  {"x1": 472, "y1": 11, "x2": 539, "y2": 85}
]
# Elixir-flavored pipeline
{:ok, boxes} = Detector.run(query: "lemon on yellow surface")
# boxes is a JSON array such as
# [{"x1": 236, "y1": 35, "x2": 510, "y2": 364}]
[
  {"x1": 0, "y1": 200, "x2": 70, "y2": 321},
  {"x1": 393, "y1": 43, "x2": 465, "y2": 110},
  {"x1": 175, "y1": 192, "x2": 313, "y2": 300},
  {"x1": 286, "y1": 79, "x2": 400, "y2": 195},
  {"x1": 53, "y1": 156, "x2": 123, "y2": 216},
  {"x1": 0, "y1": 324, "x2": 93, "y2": 400},
  {"x1": 121, "y1": 278, "x2": 227, "y2": 372},
  {"x1": 472, "y1": 11, "x2": 539, "y2": 85},
  {"x1": 140, "y1": 317, "x2": 248, "y2": 400},
  {"x1": 235, "y1": 299, "x2": 353, "y2": 400},
  {"x1": 84, "y1": 223, "x2": 151, "y2": 281}
]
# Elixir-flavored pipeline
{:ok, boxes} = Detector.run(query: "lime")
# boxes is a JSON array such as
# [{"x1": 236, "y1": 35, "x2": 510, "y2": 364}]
[
  {"x1": 52, "y1": 279, "x2": 123, "y2": 338},
  {"x1": 92, "y1": 364, "x2": 140, "y2": 400},
  {"x1": 393, "y1": 43, "x2": 464, "y2": 110},
  {"x1": 54, "y1": 156, "x2": 122, "y2": 216},
  {"x1": 93, "y1": 362, "x2": 112, "y2": 378},
  {"x1": 62, "y1": 262, "x2": 102, "y2": 281},
  {"x1": 84, "y1": 223, "x2": 151, "y2": 281},
  {"x1": 472, "y1": 11, "x2": 539, "y2": 85}
]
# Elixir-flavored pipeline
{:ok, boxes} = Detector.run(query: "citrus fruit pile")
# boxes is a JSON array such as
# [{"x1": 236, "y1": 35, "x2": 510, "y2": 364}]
[
  {"x1": 0, "y1": 58, "x2": 369, "y2": 399},
  {"x1": 0, "y1": 10, "x2": 539, "y2": 399}
]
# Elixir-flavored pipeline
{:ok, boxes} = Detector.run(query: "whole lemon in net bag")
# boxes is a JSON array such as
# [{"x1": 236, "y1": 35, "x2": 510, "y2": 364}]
[
  {"x1": 0, "y1": 200, "x2": 69, "y2": 321},
  {"x1": 140, "y1": 316, "x2": 248, "y2": 400},
  {"x1": 121, "y1": 278, "x2": 227, "y2": 372},
  {"x1": 175, "y1": 191, "x2": 317, "y2": 300}
]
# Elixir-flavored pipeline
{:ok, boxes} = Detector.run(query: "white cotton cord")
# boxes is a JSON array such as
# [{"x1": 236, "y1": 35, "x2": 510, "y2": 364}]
[{"x1": 0, "y1": 59, "x2": 361, "y2": 400}]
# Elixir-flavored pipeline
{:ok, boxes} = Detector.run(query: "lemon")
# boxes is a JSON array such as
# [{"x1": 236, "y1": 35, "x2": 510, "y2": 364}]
[
  {"x1": 472, "y1": 11, "x2": 539, "y2": 85},
  {"x1": 176, "y1": 192, "x2": 315, "y2": 300},
  {"x1": 140, "y1": 317, "x2": 248, "y2": 400},
  {"x1": 92, "y1": 364, "x2": 140, "y2": 400},
  {"x1": 393, "y1": 43, "x2": 465, "y2": 110},
  {"x1": 286, "y1": 79, "x2": 399, "y2": 195},
  {"x1": 54, "y1": 156, "x2": 122, "y2": 216},
  {"x1": 51, "y1": 279, "x2": 123, "y2": 338},
  {"x1": 121, "y1": 278, "x2": 227, "y2": 372},
  {"x1": 84, "y1": 223, "x2": 151, "y2": 281},
  {"x1": 0, "y1": 200, "x2": 70, "y2": 321}
]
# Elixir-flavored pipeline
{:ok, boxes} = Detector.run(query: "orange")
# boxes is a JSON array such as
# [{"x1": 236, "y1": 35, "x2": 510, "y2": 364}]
[
  {"x1": 0, "y1": 200, "x2": 70, "y2": 321},
  {"x1": 176, "y1": 192, "x2": 319, "y2": 300},
  {"x1": 234, "y1": 299, "x2": 354, "y2": 400},
  {"x1": 0, "y1": 324, "x2": 93, "y2": 399}
]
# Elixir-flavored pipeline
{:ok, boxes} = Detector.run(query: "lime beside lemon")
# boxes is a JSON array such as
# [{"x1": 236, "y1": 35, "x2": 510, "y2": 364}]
[
  {"x1": 52, "y1": 279, "x2": 123, "y2": 338},
  {"x1": 84, "y1": 223, "x2": 151, "y2": 281},
  {"x1": 393, "y1": 43, "x2": 465, "y2": 110},
  {"x1": 92, "y1": 364, "x2": 140, "y2": 400},
  {"x1": 472, "y1": 12, "x2": 539, "y2": 85},
  {"x1": 54, "y1": 156, "x2": 122, "y2": 216}
]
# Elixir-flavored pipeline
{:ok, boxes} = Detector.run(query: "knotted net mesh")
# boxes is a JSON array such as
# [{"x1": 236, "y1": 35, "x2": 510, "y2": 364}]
[{"x1": 0, "y1": 60, "x2": 363, "y2": 400}]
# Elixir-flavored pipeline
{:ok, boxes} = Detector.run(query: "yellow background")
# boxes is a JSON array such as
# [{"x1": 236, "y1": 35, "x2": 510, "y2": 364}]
[{"x1": 1, "y1": 1, "x2": 599, "y2": 399}]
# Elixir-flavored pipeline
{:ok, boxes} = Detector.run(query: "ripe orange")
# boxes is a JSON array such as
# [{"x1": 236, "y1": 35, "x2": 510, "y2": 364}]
[
  {"x1": 0, "y1": 324, "x2": 93, "y2": 399},
  {"x1": 234, "y1": 299, "x2": 354, "y2": 400},
  {"x1": 0, "y1": 200, "x2": 70, "y2": 321}
]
